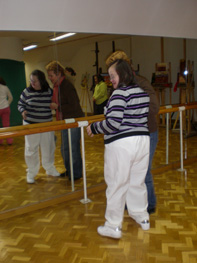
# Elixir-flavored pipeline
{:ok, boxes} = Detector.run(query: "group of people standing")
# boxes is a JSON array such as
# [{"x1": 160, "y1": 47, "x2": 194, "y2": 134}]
[
  {"x1": 1, "y1": 50, "x2": 159, "y2": 239},
  {"x1": 18, "y1": 62, "x2": 83, "y2": 184}
]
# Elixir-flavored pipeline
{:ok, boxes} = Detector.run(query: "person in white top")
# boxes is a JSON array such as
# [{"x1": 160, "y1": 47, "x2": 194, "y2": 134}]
[{"x1": 0, "y1": 77, "x2": 13, "y2": 145}]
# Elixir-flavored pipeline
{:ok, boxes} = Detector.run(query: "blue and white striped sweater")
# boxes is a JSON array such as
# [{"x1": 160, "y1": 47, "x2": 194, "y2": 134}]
[
  {"x1": 91, "y1": 84, "x2": 150, "y2": 144},
  {"x1": 18, "y1": 87, "x2": 53, "y2": 124}
]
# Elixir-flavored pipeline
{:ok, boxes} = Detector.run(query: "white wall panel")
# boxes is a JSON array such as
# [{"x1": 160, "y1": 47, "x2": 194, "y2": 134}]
[{"x1": 0, "y1": 0, "x2": 197, "y2": 39}]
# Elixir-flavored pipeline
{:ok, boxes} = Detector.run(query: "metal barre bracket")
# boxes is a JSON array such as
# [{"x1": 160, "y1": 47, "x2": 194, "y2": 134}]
[
  {"x1": 165, "y1": 105, "x2": 172, "y2": 109},
  {"x1": 78, "y1": 121, "x2": 89, "y2": 127},
  {"x1": 65, "y1": 118, "x2": 75, "y2": 123},
  {"x1": 179, "y1": 106, "x2": 186, "y2": 111}
]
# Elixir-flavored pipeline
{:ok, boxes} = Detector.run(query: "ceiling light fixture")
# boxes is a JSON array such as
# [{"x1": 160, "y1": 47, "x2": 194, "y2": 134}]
[
  {"x1": 23, "y1": 44, "x2": 38, "y2": 51},
  {"x1": 49, "y1": 33, "x2": 76, "y2": 41}
]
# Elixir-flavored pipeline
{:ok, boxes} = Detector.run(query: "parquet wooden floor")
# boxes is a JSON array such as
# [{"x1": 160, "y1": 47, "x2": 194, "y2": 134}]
[
  {"x1": 0, "y1": 131, "x2": 105, "y2": 213},
  {"x1": 0, "y1": 162, "x2": 196, "y2": 263},
  {"x1": 0, "y1": 127, "x2": 196, "y2": 214},
  {"x1": 0, "y1": 126, "x2": 197, "y2": 262}
]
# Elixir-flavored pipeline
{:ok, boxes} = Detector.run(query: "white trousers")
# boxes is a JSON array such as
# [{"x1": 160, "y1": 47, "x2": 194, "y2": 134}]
[
  {"x1": 104, "y1": 136, "x2": 150, "y2": 228},
  {"x1": 24, "y1": 122, "x2": 56, "y2": 178}
]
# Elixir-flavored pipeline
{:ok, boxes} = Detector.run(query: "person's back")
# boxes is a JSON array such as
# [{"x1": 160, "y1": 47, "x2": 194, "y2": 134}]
[
  {"x1": 58, "y1": 78, "x2": 84, "y2": 119},
  {"x1": 0, "y1": 83, "x2": 13, "y2": 110},
  {"x1": 106, "y1": 50, "x2": 160, "y2": 214},
  {"x1": 97, "y1": 83, "x2": 149, "y2": 144},
  {"x1": 135, "y1": 75, "x2": 159, "y2": 133},
  {"x1": 87, "y1": 58, "x2": 151, "y2": 239},
  {"x1": 0, "y1": 78, "x2": 13, "y2": 145}
]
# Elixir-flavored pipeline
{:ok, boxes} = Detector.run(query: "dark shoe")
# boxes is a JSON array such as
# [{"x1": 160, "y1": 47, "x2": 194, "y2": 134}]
[
  {"x1": 69, "y1": 176, "x2": 82, "y2": 181},
  {"x1": 60, "y1": 172, "x2": 66, "y2": 177},
  {"x1": 148, "y1": 207, "x2": 156, "y2": 214},
  {"x1": 60, "y1": 171, "x2": 69, "y2": 177}
]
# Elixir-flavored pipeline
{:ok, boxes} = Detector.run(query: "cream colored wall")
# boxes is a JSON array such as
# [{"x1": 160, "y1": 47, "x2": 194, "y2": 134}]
[
  {"x1": 0, "y1": 37, "x2": 23, "y2": 61},
  {"x1": 1, "y1": 0, "x2": 197, "y2": 39}
]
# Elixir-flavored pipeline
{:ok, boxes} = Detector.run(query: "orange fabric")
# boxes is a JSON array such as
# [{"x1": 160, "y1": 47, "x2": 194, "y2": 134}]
[{"x1": 52, "y1": 76, "x2": 65, "y2": 120}]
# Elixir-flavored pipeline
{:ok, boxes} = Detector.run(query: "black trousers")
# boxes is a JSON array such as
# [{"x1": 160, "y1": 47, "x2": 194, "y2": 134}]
[{"x1": 94, "y1": 99, "x2": 108, "y2": 115}]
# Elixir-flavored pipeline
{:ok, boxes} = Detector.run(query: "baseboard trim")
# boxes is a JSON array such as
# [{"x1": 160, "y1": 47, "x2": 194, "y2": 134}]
[{"x1": 0, "y1": 183, "x2": 106, "y2": 220}]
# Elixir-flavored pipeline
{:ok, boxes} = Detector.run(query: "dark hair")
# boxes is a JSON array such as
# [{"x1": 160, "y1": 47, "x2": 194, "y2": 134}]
[
  {"x1": 109, "y1": 59, "x2": 135, "y2": 87},
  {"x1": 30, "y1": 70, "x2": 50, "y2": 91},
  {"x1": 0, "y1": 77, "x2": 6, "y2": 85},
  {"x1": 96, "y1": 74, "x2": 104, "y2": 83},
  {"x1": 65, "y1": 67, "x2": 76, "y2": 76}
]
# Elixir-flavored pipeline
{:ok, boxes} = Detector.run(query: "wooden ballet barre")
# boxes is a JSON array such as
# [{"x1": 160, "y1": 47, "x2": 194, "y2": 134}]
[
  {"x1": 0, "y1": 103, "x2": 197, "y2": 139},
  {"x1": 159, "y1": 101, "x2": 197, "y2": 110},
  {"x1": 0, "y1": 115, "x2": 104, "y2": 139},
  {"x1": 158, "y1": 104, "x2": 197, "y2": 114},
  {"x1": 0, "y1": 114, "x2": 104, "y2": 133}
]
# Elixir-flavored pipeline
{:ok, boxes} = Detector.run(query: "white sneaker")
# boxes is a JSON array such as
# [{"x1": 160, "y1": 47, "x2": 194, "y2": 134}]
[
  {"x1": 132, "y1": 216, "x2": 150, "y2": 230},
  {"x1": 46, "y1": 168, "x2": 60, "y2": 177},
  {"x1": 97, "y1": 225, "x2": 122, "y2": 239},
  {"x1": 137, "y1": 219, "x2": 150, "y2": 230},
  {"x1": 27, "y1": 177, "x2": 35, "y2": 184}
]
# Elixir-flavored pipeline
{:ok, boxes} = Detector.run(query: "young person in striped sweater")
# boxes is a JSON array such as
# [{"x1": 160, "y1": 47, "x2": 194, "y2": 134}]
[
  {"x1": 18, "y1": 70, "x2": 60, "y2": 184},
  {"x1": 106, "y1": 51, "x2": 159, "y2": 215},
  {"x1": 87, "y1": 59, "x2": 150, "y2": 239}
]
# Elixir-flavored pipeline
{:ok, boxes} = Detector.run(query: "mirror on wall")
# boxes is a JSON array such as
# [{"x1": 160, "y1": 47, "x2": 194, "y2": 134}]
[{"x1": 0, "y1": 30, "x2": 197, "y2": 214}]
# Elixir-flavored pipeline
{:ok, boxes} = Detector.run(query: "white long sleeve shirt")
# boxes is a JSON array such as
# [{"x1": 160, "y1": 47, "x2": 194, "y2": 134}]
[{"x1": 0, "y1": 84, "x2": 13, "y2": 109}]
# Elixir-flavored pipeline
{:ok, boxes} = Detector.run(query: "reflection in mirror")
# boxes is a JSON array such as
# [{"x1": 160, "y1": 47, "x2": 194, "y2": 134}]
[
  {"x1": 0, "y1": 31, "x2": 197, "y2": 215},
  {"x1": 0, "y1": 129, "x2": 105, "y2": 213}
]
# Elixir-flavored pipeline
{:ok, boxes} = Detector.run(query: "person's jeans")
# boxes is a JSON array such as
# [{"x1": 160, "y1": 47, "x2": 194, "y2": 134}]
[
  {"x1": 61, "y1": 127, "x2": 82, "y2": 179},
  {"x1": 145, "y1": 130, "x2": 158, "y2": 210}
]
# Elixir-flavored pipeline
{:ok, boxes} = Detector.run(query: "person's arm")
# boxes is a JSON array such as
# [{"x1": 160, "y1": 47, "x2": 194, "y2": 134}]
[
  {"x1": 6, "y1": 87, "x2": 13, "y2": 105},
  {"x1": 18, "y1": 90, "x2": 27, "y2": 119},
  {"x1": 90, "y1": 89, "x2": 126, "y2": 135},
  {"x1": 18, "y1": 91, "x2": 27, "y2": 114}
]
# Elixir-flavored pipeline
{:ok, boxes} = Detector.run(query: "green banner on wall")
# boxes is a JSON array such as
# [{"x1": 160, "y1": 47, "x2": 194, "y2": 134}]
[{"x1": 0, "y1": 59, "x2": 26, "y2": 126}]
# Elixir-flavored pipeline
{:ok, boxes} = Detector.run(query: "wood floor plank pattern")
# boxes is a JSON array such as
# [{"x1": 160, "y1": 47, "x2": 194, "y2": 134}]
[
  {"x1": 0, "y1": 163, "x2": 196, "y2": 262},
  {"x1": 0, "y1": 127, "x2": 196, "y2": 262},
  {"x1": 0, "y1": 127, "x2": 197, "y2": 213}
]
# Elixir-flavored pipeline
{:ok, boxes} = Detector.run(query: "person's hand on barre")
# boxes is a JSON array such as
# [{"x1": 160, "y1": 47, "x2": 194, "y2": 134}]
[{"x1": 86, "y1": 125, "x2": 94, "y2": 137}]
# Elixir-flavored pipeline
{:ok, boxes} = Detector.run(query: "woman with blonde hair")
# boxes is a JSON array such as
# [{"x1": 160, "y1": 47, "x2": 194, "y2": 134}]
[{"x1": 46, "y1": 61, "x2": 84, "y2": 181}]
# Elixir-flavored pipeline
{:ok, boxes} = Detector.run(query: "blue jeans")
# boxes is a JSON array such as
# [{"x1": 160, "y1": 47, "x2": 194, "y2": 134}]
[
  {"x1": 145, "y1": 130, "x2": 158, "y2": 210},
  {"x1": 61, "y1": 127, "x2": 82, "y2": 179}
]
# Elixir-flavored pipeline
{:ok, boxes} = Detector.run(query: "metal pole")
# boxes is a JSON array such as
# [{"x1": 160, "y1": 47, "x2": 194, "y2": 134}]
[
  {"x1": 68, "y1": 129, "x2": 74, "y2": 191},
  {"x1": 178, "y1": 107, "x2": 186, "y2": 172},
  {"x1": 165, "y1": 105, "x2": 172, "y2": 165},
  {"x1": 78, "y1": 121, "x2": 91, "y2": 204},
  {"x1": 166, "y1": 112, "x2": 169, "y2": 164}
]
